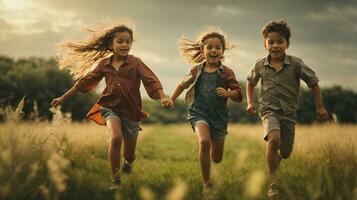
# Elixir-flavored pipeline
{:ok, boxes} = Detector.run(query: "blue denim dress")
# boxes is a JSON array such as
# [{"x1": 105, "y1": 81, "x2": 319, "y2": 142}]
[{"x1": 188, "y1": 70, "x2": 229, "y2": 137}]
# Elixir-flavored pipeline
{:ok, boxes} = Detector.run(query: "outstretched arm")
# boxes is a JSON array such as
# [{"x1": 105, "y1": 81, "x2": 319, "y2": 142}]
[
  {"x1": 164, "y1": 66, "x2": 196, "y2": 109},
  {"x1": 311, "y1": 84, "x2": 329, "y2": 121},
  {"x1": 164, "y1": 85, "x2": 185, "y2": 109},
  {"x1": 51, "y1": 86, "x2": 79, "y2": 107},
  {"x1": 156, "y1": 89, "x2": 166, "y2": 100},
  {"x1": 246, "y1": 83, "x2": 256, "y2": 114},
  {"x1": 170, "y1": 85, "x2": 185, "y2": 102}
]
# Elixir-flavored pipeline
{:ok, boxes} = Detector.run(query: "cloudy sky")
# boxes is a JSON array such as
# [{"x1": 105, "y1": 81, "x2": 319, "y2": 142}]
[{"x1": 1, "y1": 0, "x2": 356, "y2": 94}]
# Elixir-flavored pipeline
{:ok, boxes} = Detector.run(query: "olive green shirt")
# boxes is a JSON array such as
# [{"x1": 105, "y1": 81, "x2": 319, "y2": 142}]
[{"x1": 247, "y1": 54, "x2": 319, "y2": 119}]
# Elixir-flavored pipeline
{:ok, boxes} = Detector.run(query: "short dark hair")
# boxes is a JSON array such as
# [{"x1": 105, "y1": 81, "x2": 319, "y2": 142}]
[{"x1": 261, "y1": 20, "x2": 291, "y2": 42}]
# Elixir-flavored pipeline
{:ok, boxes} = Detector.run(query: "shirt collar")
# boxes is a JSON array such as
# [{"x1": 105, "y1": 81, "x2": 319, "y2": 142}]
[
  {"x1": 264, "y1": 54, "x2": 290, "y2": 66},
  {"x1": 199, "y1": 61, "x2": 225, "y2": 72},
  {"x1": 103, "y1": 54, "x2": 131, "y2": 66}
]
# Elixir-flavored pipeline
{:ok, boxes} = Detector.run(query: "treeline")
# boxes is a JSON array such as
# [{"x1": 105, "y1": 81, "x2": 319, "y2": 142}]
[
  {"x1": 0, "y1": 56, "x2": 97, "y2": 121},
  {"x1": 0, "y1": 55, "x2": 356, "y2": 123}
]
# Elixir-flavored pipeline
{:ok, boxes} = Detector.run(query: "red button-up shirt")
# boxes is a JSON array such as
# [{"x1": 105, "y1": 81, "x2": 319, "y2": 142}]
[{"x1": 74, "y1": 55, "x2": 163, "y2": 125}]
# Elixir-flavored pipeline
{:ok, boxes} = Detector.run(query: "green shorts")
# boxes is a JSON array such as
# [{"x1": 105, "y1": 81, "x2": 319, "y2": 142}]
[{"x1": 260, "y1": 110, "x2": 296, "y2": 155}]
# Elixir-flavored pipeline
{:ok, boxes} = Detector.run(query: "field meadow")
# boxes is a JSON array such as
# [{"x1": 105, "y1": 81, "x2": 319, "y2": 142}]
[{"x1": 0, "y1": 106, "x2": 356, "y2": 200}]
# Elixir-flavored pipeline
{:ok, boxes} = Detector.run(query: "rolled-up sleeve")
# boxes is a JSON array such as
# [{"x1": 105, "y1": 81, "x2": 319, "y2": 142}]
[
  {"x1": 74, "y1": 65, "x2": 103, "y2": 93},
  {"x1": 247, "y1": 64, "x2": 261, "y2": 86},
  {"x1": 138, "y1": 59, "x2": 163, "y2": 99},
  {"x1": 226, "y1": 69, "x2": 243, "y2": 102},
  {"x1": 179, "y1": 67, "x2": 196, "y2": 89},
  {"x1": 298, "y1": 59, "x2": 319, "y2": 88}
]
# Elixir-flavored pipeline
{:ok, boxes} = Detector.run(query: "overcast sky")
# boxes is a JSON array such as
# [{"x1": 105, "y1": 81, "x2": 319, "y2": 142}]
[{"x1": 1, "y1": 0, "x2": 356, "y2": 94}]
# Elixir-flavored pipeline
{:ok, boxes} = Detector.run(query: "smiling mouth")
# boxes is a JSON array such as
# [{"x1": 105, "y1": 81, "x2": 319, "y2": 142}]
[{"x1": 209, "y1": 54, "x2": 218, "y2": 58}]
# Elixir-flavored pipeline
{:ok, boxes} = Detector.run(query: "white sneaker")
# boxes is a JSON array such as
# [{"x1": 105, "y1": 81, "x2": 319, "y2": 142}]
[{"x1": 267, "y1": 183, "x2": 279, "y2": 198}]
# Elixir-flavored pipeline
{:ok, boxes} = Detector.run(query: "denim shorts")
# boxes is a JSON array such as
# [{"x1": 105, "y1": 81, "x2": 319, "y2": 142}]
[
  {"x1": 191, "y1": 119, "x2": 227, "y2": 139},
  {"x1": 99, "y1": 107, "x2": 142, "y2": 137}
]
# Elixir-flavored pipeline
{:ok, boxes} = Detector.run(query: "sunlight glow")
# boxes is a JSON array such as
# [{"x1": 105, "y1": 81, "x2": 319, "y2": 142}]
[{"x1": 2, "y1": 0, "x2": 27, "y2": 10}]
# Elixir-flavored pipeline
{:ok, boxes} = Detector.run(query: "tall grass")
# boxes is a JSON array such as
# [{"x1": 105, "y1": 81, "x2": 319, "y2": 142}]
[
  {"x1": 0, "y1": 100, "x2": 71, "y2": 200},
  {"x1": 0, "y1": 101, "x2": 356, "y2": 199},
  {"x1": 229, "y1": 124, "x2": 357, "y2": 200}
]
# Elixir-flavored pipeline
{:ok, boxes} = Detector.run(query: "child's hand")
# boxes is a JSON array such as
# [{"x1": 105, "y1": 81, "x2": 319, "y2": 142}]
[
  {"x1": 166, "y1": 99, "x2": 174, "y2": 109},
  {"x1": 246, "y1": 103, "x2": 256, "y2": 115},
  {"x1": 161, "y1": 98, "x2": 174, "y2": 109},
  {"x1": 216, "y1": 87, "x2": 229, "y2": 97},
  {"x1": 51, "y1": 97, "x2": 65, "y2": 107},
  {"x1": 316, "y1": 106, "x2": 329, "y2": 121}
]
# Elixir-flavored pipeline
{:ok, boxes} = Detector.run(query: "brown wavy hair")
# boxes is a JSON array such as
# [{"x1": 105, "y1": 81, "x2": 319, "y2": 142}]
[
  {"x1": 56, "y1": 19, "x2": 135, "y2": 79},
  {"x1": 178, "y1": 27, "x2": 235, "y2": 64},
  {"x1": 261, "y1": 20, "x2": 291, "y2": 43}
]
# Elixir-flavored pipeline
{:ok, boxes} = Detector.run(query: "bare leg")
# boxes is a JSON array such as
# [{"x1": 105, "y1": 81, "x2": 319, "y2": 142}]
[
  {"x1": 123, "y1": 133, "x2": 138, "y2": 163},
  {"x1": 195, "y1": 123, "x2": 212, "y2": 184},
  {"x1": 211, "y1": 136, "x2": 225, "y2": 163},
  {"x1": 106, "y1": 118, "x2": 123, "y2": 180},
  {"x1": 266, "y1": 130, "x2": 281, "y2": 184}
]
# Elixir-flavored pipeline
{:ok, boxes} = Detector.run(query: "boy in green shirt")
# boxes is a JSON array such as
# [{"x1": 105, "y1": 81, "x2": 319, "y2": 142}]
[{"x1": 246, "y1": 20, "x2": 329, "y2": 198}]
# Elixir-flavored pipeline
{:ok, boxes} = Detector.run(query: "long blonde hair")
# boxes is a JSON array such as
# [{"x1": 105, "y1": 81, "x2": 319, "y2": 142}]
[
  {"x1": 56, "y1": 19, "x2": 135, "y2": 79},
  {"x1": 178, "y1": 27, "x2": 234, "y2": 64}
]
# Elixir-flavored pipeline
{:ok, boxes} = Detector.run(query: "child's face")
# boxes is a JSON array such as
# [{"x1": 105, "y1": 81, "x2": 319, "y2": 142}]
[
  {"x1": 264, "y1": 32, "x2": 289, "y2": 60},
  {"x1": 202, "y1": 37, "x2": 224, "y2": 65},
  {"x1": 110, "y1": 31, "x2": 132, "y2": 58}
]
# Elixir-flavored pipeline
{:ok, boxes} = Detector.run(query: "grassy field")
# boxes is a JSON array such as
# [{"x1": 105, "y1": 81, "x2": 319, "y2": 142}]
[{"x1": 0, "y1": 115, "x2": 357, "y2": 200}]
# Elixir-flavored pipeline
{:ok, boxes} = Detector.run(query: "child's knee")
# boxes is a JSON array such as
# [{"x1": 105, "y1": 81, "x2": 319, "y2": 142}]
[
  {"x1": 279, "y1": 149, "x2": 292, "y2": 159},
  {"x1": 199, "y1": 139, "x2": 211, "y2": 152},
  {"x1": 268, "y1": 137, "x2": 280, "y2": 149},
  {"x1": 267, "y1": 130, "x2": 280, "y2": 148},
  {"x1": 111, "y1": 134, "x2": 122, "y2": 147}
]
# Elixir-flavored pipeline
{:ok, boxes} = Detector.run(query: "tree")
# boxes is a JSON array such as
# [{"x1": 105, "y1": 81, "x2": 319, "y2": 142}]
[{"x1": 0, "y1": 56, "x2": 98, "y2": 121}]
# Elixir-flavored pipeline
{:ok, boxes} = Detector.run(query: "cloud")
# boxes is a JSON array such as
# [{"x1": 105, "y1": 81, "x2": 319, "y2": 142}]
[
  {"x1": 306, "y1": 4, "x2": 357, "y2": 31},
  {"x1": 289, "y1": 41, "x2": 357, "y2": 90},
  {"x1": 214, "y1": 5, "x2": 240, "y2": 16},
  {"x1": 134, "y1": 51, "x2": 169, "y2": 65},
  {"x1": 0, "y1": 0, "x2": 356, "y2": 91},
  {"x1": 0, "y1": 0, "x2": 84, "y2": 37}
]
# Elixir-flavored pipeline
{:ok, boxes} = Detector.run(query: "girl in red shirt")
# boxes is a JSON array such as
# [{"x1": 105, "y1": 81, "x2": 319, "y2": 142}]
[{"x1": 51, "y1": 19, "x2": 170, "y2": 189}]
